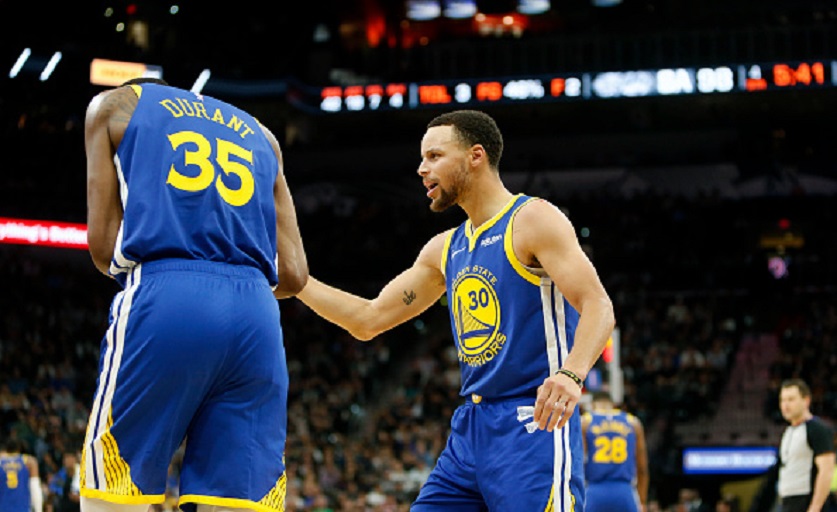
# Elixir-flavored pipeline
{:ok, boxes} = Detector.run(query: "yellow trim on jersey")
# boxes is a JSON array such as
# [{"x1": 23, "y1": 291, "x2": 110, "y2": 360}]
[
  {"x1": 80, "y1": 488, "x2": 165, "y2": 505},
  {"x1": 440, "y1": 228, "x2": 455, "y2": 278},
  {"x1": 464, "y1": 193, "x2": 522, "y2": 251},
  {"x1": 180, "y1": 494, "x2": 284, "y2": 512},
  {"x1": 128, "y1": 84, "x2": 142, "y2": 98},
  {"x1": 503, "y1": 197, "x2": 540, "y2": 285}
]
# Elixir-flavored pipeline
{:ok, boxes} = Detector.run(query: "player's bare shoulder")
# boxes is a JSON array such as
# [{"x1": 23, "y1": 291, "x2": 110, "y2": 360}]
[
  {"x1": 417, "y1": 229, "x2": 455, "y2": 275},
  {"x1": 85, "y1": 85, "x2": 139, "y2": 135},
  {"x1": 511, "y1": 198, "x2": 574, "y2": 265},
  {"x1": 515, "y1": 197, "x2": 571, "y2": 226}
]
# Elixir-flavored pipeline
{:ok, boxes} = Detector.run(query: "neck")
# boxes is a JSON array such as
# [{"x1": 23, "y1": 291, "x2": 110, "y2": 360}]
[
  {"x1": 791, "y1": 411, "x2": 813, "y2": 426},
  {"x1": 460, "y1": 176, "x2": 513, "y2": 228}
]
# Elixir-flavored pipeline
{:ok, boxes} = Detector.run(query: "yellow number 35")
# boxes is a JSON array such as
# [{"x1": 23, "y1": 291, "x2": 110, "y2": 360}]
[{"x1": 165, "y1": 130, "x2": 255, "y2": 207}]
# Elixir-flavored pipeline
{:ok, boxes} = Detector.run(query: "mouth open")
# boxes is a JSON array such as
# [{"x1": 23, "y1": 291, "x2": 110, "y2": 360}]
[{"x1": 425, "y1": 183, "x2": 438, "y2": 197}]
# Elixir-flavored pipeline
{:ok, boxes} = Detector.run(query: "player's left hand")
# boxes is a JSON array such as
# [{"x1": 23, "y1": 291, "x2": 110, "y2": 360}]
[{"x1": 534, "y1": 372, "x2": 582, "y2": 432}]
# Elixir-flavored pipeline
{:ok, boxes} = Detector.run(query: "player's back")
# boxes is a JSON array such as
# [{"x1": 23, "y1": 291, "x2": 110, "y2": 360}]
[
  {"x1": 0, "y1": 454, "x2": 31, "y2": 512},
  {"x1": 110, "y1": 83, "x2": 279, "y2": 286},
  {"x1": 584, "y1": 409, "x2": 637, "y2": 484}
]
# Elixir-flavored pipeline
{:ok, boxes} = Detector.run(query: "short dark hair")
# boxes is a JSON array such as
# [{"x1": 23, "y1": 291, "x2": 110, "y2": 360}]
[
  {"x1": 3, "y1": 439, "x2": 23, "y2": 453},
  {"x1": 591, "y1": 391, "x2": 613, "y2": 403},
  {"x1": 781, "y1": 378, "x2": 811, "y2": 397},
  {"x1": 427, "y1": 110, "x2": 504, "y2": 170},
  {"x1": 121, "y1": 77, "x2": 169, "y2": 87}
]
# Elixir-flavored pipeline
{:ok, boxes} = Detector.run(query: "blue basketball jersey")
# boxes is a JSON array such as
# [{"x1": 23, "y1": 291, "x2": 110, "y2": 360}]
[
  {"x1": 426, "y1": 194, "x2": 585, "y2": 511},
  {"x1": 0, "y1": 454, "x2": 31, "y2": 512},
  {"x1": 441, "y1": 194, "x2": 580, "y2": 399},
  {"x1": 110, "y1": 83, "x2": 279, "y2": 287},
  {"x1": 584, "y1": 409, "x2": 637, "y2": 484}
]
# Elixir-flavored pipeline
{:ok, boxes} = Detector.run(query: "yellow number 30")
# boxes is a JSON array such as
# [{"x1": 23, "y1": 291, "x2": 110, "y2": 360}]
[
  {"x1": 165, "y1": 130, "x2": 255, "y2": 207},
  {"x1": 593, "y1": 436, "x2": 628, "y2": 464}
]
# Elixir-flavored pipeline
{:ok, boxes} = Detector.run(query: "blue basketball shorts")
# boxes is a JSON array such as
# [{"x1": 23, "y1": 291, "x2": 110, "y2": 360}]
[
  {"x1": 412, "y1": 395, "x2": 585, "y2": 512},
  {"x1": 80, "y1": 259, "x2": 288, "y2": 512},
  {"x1": 585, "y1": 481, "x2": 640, "y2": 512}
]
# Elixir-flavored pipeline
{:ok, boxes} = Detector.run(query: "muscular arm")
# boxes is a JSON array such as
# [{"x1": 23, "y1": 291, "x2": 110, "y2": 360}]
[
  {"x1": 297, "y1": 231, "x2": 449, "y2": 340},
  {"x1": 632, "y1": 416, "x2": 650, "y2": 509},
  {"x1": 84, "y1": 87, "x2": 135, "y2": 276},
  {"x1": 809, "y1": 452, "x2": 836, "y2": 512},
  {"x1": 517, "y1": 200, "x2": 616, "y2": 430},
  {"x1": 260, "y1": 126, "x2": 308, "y2": 298}
]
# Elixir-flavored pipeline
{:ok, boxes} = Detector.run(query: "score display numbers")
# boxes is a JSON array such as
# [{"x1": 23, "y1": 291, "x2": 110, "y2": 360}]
[{"x1": 314, "y1": 60, "x2": 835, "y2": 113}]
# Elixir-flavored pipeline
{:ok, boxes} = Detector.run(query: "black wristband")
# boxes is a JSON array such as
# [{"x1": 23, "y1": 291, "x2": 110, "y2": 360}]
[{"x1": 556, "y1": 368, "x2": 584, "y2": 389}]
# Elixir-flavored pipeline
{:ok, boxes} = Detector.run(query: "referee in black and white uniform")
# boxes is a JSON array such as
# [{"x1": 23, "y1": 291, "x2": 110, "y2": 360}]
[{"x1": 777, "y1": 379, "x2": 836, "y2": 512}]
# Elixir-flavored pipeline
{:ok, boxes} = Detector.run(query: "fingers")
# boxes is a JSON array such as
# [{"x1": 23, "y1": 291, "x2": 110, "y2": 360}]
[
  {"x1": 534, "y1": 375, "x2": 582, "y2": 432},
  {"x1": 543, "y1": 398, "x2": 578, "y2": 432}
]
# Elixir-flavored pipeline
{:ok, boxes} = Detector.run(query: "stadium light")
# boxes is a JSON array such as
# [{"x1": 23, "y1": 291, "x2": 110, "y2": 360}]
[
  {"x1": 9, "y1": 48, "x2": 31, "y2": 78},
  {"x1": 39, "y1": 52, "x2": 62, "y2": 81},
  {"x1": 191, "y1": 69, "x2": 211, "y2": 94}
]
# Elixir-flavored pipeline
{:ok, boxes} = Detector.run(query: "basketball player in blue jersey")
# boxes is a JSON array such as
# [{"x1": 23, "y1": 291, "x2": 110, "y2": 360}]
[
  {"x1": 581, "y1": 392, "x2": 648, "y2": 512},
  {"x1": 296, "y1": 109, "x2": 615, "y2": 511},
  {"x1": 0, "y1": 440, "x2": 43, "y2": 512},
  {"x1": 81, "y1": 77, "x2": 308, "y2": 512}
]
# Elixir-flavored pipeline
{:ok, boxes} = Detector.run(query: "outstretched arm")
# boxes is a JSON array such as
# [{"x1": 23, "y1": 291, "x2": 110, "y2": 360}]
[
  {"x1": 515, "y1": 200, "x2": 615, "y2": 431},
  {"x1": 297, "y1": 231, "x2": 449, "y2": 340}
]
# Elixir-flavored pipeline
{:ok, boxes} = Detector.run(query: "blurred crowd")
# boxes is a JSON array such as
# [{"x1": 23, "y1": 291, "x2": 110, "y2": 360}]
[{"x1": 1, "y1": 186, "x2": 835, "y2": 511}]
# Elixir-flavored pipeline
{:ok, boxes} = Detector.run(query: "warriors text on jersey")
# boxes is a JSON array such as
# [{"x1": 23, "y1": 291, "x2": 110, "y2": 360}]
[
  {"x1": 413, "y1": 194, "x2": 583, "y2": 511},
  {"x1": 441, "y1": 194, "x2": 580, "y2": 399}
]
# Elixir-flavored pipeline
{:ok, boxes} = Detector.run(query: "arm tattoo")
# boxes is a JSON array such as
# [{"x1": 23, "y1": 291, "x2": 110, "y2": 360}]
[
  {"x1": 102, "y1": 89, "x2": 138, "y2": 127},
  {"x1": 402, "y1": 290, "x2": 417, "y2": 305}
]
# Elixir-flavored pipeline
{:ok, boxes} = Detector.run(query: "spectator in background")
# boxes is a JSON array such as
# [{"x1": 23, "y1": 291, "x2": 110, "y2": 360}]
[
  {"x1": 678, "y1": 488, "x2": 711, "y2": 512},
  {"x1": 48, "y1": 451, "x2": 79, "y2": 512},
  {"x1": 777, "y1": 379, "x2": 836, "y2": 512}
]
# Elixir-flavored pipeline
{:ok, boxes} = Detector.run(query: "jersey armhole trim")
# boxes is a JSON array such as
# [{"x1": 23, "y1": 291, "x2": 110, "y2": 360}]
[
  {"x1": 440, "y1": 229, "x2": 455, "y2": 279},
  {"x1": 504, "y1": 197, "x2": 541, "y2": 286}
]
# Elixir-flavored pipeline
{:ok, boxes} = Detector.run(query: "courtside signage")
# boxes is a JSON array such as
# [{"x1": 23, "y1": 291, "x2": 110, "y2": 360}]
[{"x1": 682, "y1": 447, "x2": 777, "y2": 475}]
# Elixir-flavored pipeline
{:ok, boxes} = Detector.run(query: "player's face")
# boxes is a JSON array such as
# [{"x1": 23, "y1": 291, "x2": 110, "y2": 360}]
[
  {"x1": 779, "y1": 386, "x2": 809, "y2": 424},
  {"x1": 418, "y1": 126, "x2": 471, "y2": 212}
]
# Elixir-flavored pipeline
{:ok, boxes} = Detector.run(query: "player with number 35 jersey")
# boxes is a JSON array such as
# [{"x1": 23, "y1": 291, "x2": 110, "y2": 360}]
[{"x1": 81, "y1": 79, "x2": 307, "y2": 512}]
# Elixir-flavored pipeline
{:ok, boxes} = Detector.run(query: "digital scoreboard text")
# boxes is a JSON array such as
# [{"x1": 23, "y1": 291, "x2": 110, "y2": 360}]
[{"x1": 313, "y1": 60, "x2": 835, "y2": 113}]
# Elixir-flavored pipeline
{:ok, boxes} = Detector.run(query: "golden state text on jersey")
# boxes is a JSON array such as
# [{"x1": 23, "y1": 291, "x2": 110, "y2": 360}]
[{"x1": 441, "y1": 194, "x2": 581, "y2": 399}]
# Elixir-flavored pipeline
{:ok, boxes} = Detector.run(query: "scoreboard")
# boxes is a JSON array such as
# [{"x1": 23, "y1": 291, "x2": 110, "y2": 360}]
[{"x1": 306, "y1": 60, "x2": 835, "y2": 114}]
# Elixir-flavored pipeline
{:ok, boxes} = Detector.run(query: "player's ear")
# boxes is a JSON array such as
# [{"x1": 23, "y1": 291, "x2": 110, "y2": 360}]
[{"x1": 469, "y1": 144, "x2": 486, "y2": 169}]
